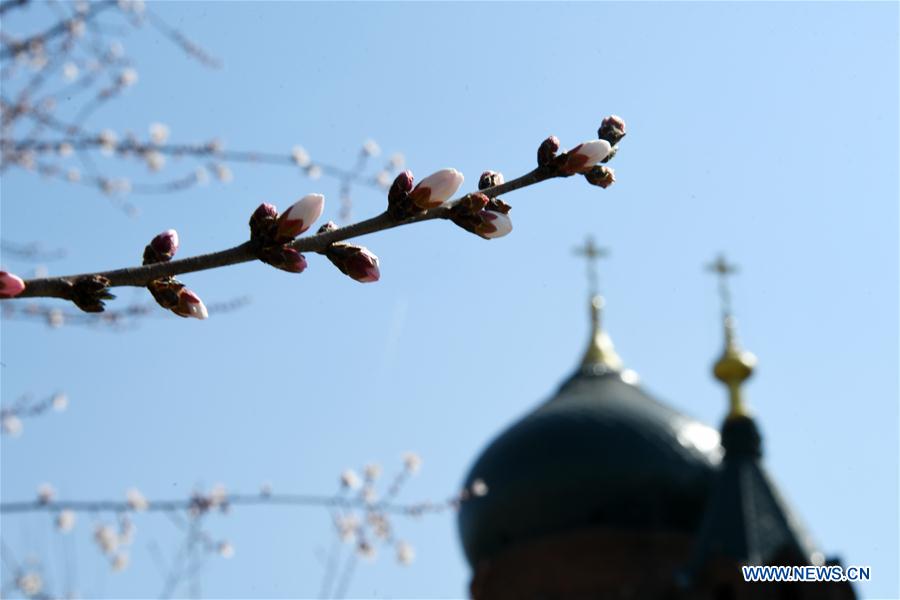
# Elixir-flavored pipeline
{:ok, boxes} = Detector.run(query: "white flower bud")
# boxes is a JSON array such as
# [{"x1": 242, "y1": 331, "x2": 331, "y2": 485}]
[{"x1": 409, "y1": 168, "x2": 464, "y2": 209}]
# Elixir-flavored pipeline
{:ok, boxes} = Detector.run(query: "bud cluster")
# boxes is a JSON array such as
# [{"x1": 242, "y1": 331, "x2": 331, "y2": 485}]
[
  {"x1": 536, "y1": 115, "x2": 626, "y2": 188},
  {"x1": 70, "y1": 275, "x2": 115, "y2": 313},
  {"x1": 387, "y1": 168, "x2": 464, "y2": 220},
  {"x1": 142, "y1": 229, "x2": 208, "y2": 319},
  {"x1": 448, "y1": 192, "x2": 513, "y2": 240},
  {"x1": 249, "y1": 195, "x2": 324, "y2": 274}
]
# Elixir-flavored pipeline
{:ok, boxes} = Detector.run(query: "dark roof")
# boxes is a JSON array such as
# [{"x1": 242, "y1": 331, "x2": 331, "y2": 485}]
[
  {"x1": 684, "y1": 415, "x2": 821, "y2": 576},
  {"x1": 457, "y1": 369, "x2": 723, "y2": 567}
]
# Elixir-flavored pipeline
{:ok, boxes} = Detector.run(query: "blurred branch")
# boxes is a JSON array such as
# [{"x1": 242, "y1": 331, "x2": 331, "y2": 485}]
[
  {"x1": 0, "y1": 2, "x2": 401, "y2": 216},
  {"x1": 1, "y1": 296, "x2": 250, "y2": 329},
  {"x1": 0, "y1": 391, "x2": 68, "y2": 437},
  {"x1": 0, "y1": 492, "x2": 455, "y2": 517},
  {"x1": 1, "y1": 240, "x2": 67, "y2": 261}
]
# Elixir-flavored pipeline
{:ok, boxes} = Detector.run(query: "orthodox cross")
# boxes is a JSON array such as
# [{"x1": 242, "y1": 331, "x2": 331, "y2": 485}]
[
  {"x1": 706, "y1": 253, "x2": 739, "y2": 319},
  {"x1": 573, "y1": 236, "x2": 609, "y2": 298}
]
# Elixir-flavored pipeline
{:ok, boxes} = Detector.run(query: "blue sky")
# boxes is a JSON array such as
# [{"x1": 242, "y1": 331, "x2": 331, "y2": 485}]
[{"x1": 1, "y1": 2, "x2": 898, "y2": 599}]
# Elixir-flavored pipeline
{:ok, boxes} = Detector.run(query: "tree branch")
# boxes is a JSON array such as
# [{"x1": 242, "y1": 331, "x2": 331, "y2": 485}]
[{"x1": 10, "y1": 166, "x2": 555, "y2": 300}]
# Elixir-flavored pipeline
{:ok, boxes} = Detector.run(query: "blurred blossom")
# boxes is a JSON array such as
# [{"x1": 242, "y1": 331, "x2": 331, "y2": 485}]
[
  {"x1": 52, "y1": 393, "x2": 68, "y2": 411},
  {"x1": 206, "y1": 138, "x2": 224, "y2": 153},
  {"x1": 306, "y1": 164, "x2": 322, "y2": 180},
  {"x1": 56, "y1": 509, "x2": 76, "y2": 532},
  {"x1": 402, "y1": 452, "x2": 422, "y2": 473},
  {"x1": 214, "y1": 163, "x2": 233, "y2": 183},
  {"x1": 367, "y1": 512, "x2": 390, "y2": 539},
  {"x1": 218, "y1": 541, "x2": 235, "y2": 559},
  {"x1": 17, "y1": 151, "x2": 35, "y2": 170},
  {"x1": 389, "y1": 152, "x2": 405, "y2": 169},
  {"x1": 62, "y1": 62, "x2": 79, "y2": 81},
  {"x1": 98, "y1": 129, "x2": 118, "y2": 155},
  {"x1": 68, "y1": 19, "x2": 85, "y2": 38},
  {"x1": 149, "y1": 122, "x2": 170, "y2": 144},
  {"x1": 108, "y1": 40, "x2": 125, "y2": 58},
  {"x1": 471, "y1": 478, "x2": 489, "y2": 497},
  {"x1": 375, "y1": 170, "x2": 391, "y2": 188},
  {"x1": 362, "y1": 139, "x2": 381, "y2": 157},
  {"x1": 2, "y1": 414, "x2": 23, "y2": 436},
  {"x1": 37, "y1": 483, "x2": 56, "y2": 504},
  {"x1": 336, "y1": 514, "x2": 360, "y2": 541},
  {"x1": 111, "y1": 552, "x2": 129, "y2": 571},
  {"x1": 362, "y1": 486, "x2": 378, "y2": 504},
  {"x1": 291, "y1": 145, "x2": 311, "y2": 167},
  {"x1": 94, "y1": 524, "x2": 119, "y2": 554},
  {"x1": 357, "y1": 540, "x2": 377, "y2": 560},
  {"x1": 58, "y1": 142, "x2": 74, "y2": 157},
  {"x1": 396, "y1": 541, "x2": 415, "y2": 565},
  {"x1": 118, "y1": 516, "x2": 136, "y2": 545},
  {"x1": 48, "y1": 308, "x2": 65, "y2": 328},
  {"x1": 194, "y1": 167, "x2": 209, "y2": 184},
  {"x1": 114, "y1": 178, "x2": 132, "y2": 195},
  {"x1": 16, "y1": 572, "x2": 43, "y2": 596},
  {"x1": 363, "y1": 463, "x2": 383, "y2": 482},
  {"x1": 126, "y1": 488, "x2": 148, "y2": 511},
  {"x1": 340, "y1": 469, "x2": 361, "y2": 490},
  {"x1": 30, "y1": 55, "x2": 48, "y2": 70},
  {"x1": 66, "y1": 168, "x2": 81, "y2": 182},
  {"x1": 145, "y1": 150, "x2": 165, "y2": 172},
  {"x1": 209, "y1": 483, "x2": 228, "y2": 507}
]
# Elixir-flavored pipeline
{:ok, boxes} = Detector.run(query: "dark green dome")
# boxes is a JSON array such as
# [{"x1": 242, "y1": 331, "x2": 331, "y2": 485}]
[{"x1": 458, "y1": 364, "x2": 723, "y2": 567}]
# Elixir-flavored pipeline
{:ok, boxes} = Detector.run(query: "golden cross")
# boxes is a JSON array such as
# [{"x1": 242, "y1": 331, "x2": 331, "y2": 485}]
[
  {"x1": 573, "y1": 236, "x2": 609, "y2": 297},
  {"x1": 706, "y1": 253, "x2": 739, "y2": 318}
]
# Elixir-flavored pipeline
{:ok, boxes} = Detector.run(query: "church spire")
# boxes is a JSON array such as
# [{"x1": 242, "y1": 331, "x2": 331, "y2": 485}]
[
  {"x1": 706, "y1": 254, "x2": 756, "y2": 420},
  {"x1": 574, "y1": 236, "x2": 623, "y2": 372}
]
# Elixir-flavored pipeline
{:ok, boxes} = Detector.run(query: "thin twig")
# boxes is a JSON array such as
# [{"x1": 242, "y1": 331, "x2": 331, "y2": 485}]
[{"x1": 9, "y1": 166, "x2": 552, "y2": 301}]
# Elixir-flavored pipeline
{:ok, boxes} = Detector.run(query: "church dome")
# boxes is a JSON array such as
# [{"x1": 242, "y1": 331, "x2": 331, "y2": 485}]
[{"x1": 457, "y1": 296, "x2": 723, "y2": 567}]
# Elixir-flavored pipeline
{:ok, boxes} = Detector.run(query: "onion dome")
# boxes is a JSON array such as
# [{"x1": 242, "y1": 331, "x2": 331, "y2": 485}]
[{"x1": 458, "y1": 286, "x2": 723, "y2": 568}]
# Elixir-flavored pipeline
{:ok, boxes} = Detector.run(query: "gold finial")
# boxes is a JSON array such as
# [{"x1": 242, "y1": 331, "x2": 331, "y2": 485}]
[
  {"x1": 574, "y1": 237, "x2": 623, "y2": 371},
  {"x1": 706, "y1": 254, "x2": 756, "y2": 419}
]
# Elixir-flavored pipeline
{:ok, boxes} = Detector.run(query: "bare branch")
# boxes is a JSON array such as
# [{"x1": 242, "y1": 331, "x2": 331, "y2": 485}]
[{"x1": 9, "y1": 165, "x2": 557, "y2": 301}]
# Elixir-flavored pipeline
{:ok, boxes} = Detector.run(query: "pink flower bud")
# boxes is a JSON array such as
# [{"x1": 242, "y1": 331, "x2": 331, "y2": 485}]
[
  {"x1": 173, "y1": 288, "x2": 208, "y2": 320},
  {"x1": 598, "y1": 114, "x2": 627, "y2": 145},
  {"x1": 249, "y1": 202, "x2": 279, "y2": 242},
  {"x1": 275, "y1": 194, "x2": 324, "y2": 241},
  {"x1": 537, "y1": 135, "x2": 561, "y2": 167},
  {"x1": 408, "y1": 168, "x2": 464, "y2": 209},
  {"x1": 261, "y1": 247, "x2": 308, "y2": 273},
  {"x1": 561, "y1": 139, "x2": 612, "y2": 175},
  {"x1": 479, "y1": 211, "x2": 513, "y2": 239},
  {"x1": 478, "y1": 171, "x2": 504, "y2": 190},
  {"x1": 388, "y1": 170, "x2": 414, "y2": 205},
  {"x1": 150, "y1": 229, "x2": 179, "y2": 260},
  {"x1": 252, "y1": 202, "x2": 278, "y2": 222},
  {"x1": 584, "y1": 165, "x2": 616, "y2": 189},
  {"x1": 0, "y1": 271, "x2": 26, "y2": 298},
  {"x1": 325, "y1": 244, "x2": 381, "y2": 283}
]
